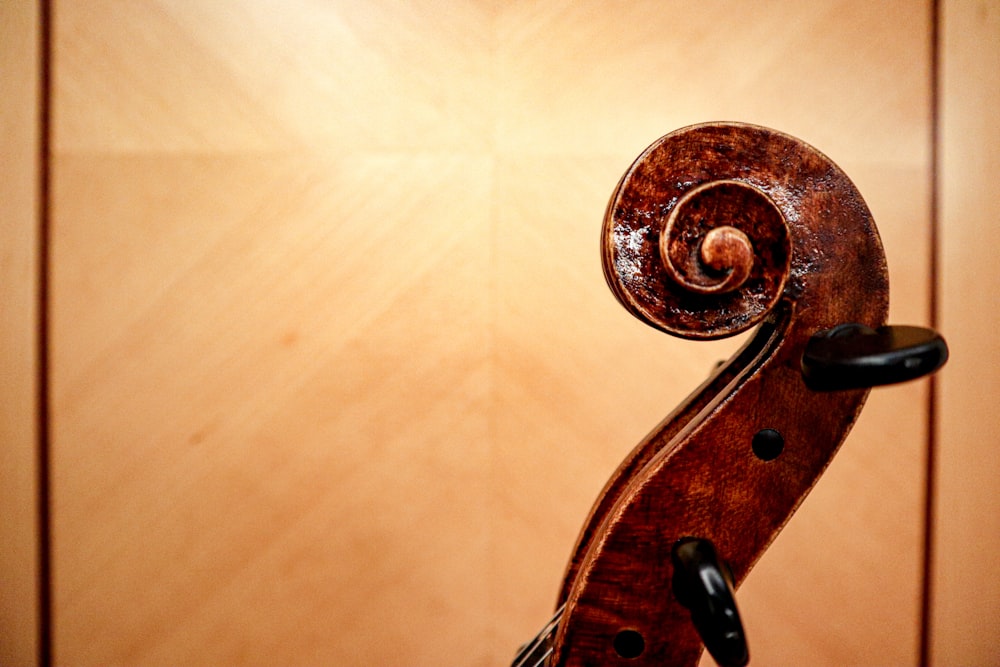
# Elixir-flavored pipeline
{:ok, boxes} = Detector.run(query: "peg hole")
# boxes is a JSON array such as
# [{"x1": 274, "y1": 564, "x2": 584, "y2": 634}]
[
  {"x1": 613, "y1": 629, "x2": 645, "y2": 659},
  {"x1": 752, "y1": 428, "x2": 784, "y2": 461}
]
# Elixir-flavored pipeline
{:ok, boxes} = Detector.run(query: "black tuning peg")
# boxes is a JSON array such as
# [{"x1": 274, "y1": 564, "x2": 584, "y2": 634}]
[
  {"x1": 672, "y1": 537, "x2": 749, "y2": 667},
  {"x1": 801, "y1": 324, "x2": 948, "y2": 392}
]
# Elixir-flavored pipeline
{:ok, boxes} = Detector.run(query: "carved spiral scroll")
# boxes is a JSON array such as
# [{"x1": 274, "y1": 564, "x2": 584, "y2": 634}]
[
  {"x1": 604, "y1": 131, "x2": 795, "y2": 339},
  {"x1": 660, "y1": 180, "x2": 787, "y2": 299}
]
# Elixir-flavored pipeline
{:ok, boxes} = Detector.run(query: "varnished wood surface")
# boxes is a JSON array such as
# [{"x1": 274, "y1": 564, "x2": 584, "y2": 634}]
[
  {"x1": 932, "y1": 2, "x2": 1000, "y2": 664},
  {"x1": 555, "y1": 124, "x2": 892, "y2": 667},
  {"x1": 32, "y1": 1, "x2": 946, "y2": 665},
  {"x1": 0, "y1": 1, "x2": 41, "y2": 665}
]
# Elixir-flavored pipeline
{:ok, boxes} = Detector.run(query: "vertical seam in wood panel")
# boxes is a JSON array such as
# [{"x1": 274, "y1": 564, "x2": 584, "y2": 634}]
[
  {"x1": 37, "y1": 0, "x2": 52, "y2": 665},
  {"x1": 919, "y1": 0, "x2": 941, "y2": 664}
]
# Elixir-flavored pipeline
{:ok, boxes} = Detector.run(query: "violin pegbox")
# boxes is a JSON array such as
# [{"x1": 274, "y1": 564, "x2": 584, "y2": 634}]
[{"x1": 512, "y1": 123, "x2": 947, "y2": 667}]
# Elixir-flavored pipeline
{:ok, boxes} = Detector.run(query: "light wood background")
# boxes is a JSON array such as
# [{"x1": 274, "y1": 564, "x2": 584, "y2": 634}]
[
  {"x1": 0, "y1": 2, "x2": 42, "y2": 665},
  {"x1": 2, "y1": 1, "x2": 997, "y2": 665}
]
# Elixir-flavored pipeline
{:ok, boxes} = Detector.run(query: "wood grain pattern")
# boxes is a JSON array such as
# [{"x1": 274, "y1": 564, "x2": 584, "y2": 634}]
[
  {"x1": 554, "y1": 123, "x2": 893, "y2": 667},
  {"x1": 49, "y1": 2, "x2": 931, "y2": 665},
  {"x1": 932, "y1": 1, "x2": 1000, "y2": 663},
  {"x1": 0, "y1": 1, "x2": 41, "y2": 664}
]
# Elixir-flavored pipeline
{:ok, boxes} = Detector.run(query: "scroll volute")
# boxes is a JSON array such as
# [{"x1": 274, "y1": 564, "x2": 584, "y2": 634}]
[{"x1": 552, "y1": 123, "x2": 889, "y2": 666}]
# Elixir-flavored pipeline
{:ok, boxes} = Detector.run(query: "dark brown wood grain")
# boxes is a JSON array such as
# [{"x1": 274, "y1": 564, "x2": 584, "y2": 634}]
[{"x1": 552, "y1": 123, "x2": 889, "y2": 666}]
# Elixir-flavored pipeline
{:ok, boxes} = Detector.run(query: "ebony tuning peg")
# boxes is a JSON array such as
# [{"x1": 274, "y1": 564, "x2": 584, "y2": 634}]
[
  {"x1": 672, "y1": 537, "x2": 749, "y2": 667},
  {"x1": 801, "y1": 323, "x2": 948, "y2": 392}
]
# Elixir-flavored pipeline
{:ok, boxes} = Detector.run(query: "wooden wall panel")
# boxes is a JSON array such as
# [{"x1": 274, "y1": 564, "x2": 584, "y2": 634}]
[
  {"x1": 0, "y1": 1, "x2": 41, "y2": 664},
  {"x1": 932, "y1": 1, "x2": 1000, "y2": 664},
  {"x1": 50, "y1": 2, "x2": 932, "y2": 665},
  {"x1": 51, "y1": 153, "x2": 494, "y2": 665}
]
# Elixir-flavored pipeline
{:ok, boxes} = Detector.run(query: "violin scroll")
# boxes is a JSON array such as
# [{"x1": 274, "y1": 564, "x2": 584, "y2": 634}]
[
  {"x1": 515, "y1": 122, "x2": 947, "y2": 667},
  {"x1": 603, "y1": 148, "x2": 792, "y2": 340}
]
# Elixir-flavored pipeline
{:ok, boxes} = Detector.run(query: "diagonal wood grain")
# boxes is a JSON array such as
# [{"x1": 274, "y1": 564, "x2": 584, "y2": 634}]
[
  {"x1": 496, "y1": 0, "x2": 929, "y2": 163},
  {"x1": 55, "y1": 0, "x2": 496, "y2": 153},
  {"x1": 51, "y1": 2, "x2": 932, "y2": 665},
  {"x1": 53, "y1": 153, "x2": 493, "y2": 665}
]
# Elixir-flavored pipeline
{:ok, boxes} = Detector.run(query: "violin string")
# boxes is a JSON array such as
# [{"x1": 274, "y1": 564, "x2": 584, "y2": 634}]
[
  {"x1": 528, "y1": 646, "x2": 554, "y2": 667},
  {"x1": 511, "y1": 604, "x2": 565, "y2": 667},
  {"x1": 510, "y1": 619, "x2": 552, "y2": 667},
  {"x1": 511, "y1": 626, "x2": 555, "y2": 667}
]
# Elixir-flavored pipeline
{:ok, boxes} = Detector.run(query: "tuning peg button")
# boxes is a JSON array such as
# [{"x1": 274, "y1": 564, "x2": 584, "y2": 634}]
[
  {"x1": 672, "y1": 537, "x2": 749, "y2": 667},
  {"x1": 801, "y1": 324, "x2": 948, "y2": 392}
]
